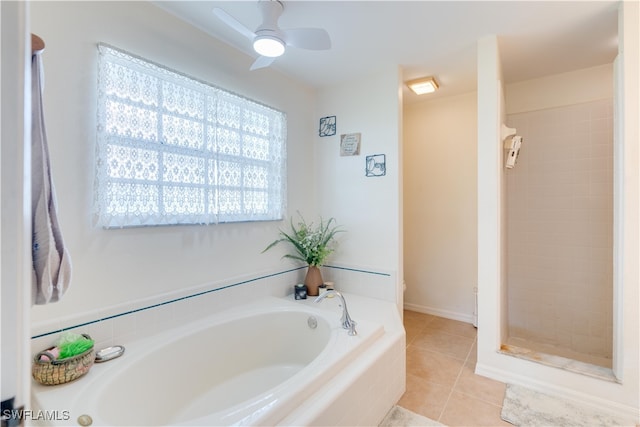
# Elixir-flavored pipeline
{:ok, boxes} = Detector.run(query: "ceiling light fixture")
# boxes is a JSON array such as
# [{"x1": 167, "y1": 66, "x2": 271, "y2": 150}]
[
  {"x1": 253, "y1": 35, "x2": 285, "y2": 57},
  {"x1": 407, "y1": 76, "x2": 439, "y2": 95}
]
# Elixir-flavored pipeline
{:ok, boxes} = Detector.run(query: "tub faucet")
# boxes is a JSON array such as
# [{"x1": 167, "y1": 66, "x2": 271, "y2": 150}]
[{"x1": 314, "y1": 290, "x2": 357, "y2": 336}]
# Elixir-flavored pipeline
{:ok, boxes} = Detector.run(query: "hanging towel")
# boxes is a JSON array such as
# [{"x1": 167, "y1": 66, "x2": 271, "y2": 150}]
[{"x1": 31, "y1": 52, "x2": 72, "y2": 305}]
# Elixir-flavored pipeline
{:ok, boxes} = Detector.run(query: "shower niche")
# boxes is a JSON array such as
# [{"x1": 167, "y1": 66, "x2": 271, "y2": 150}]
[{"x1": 502, "y1": 93, "x2": 615, "y2": 375}]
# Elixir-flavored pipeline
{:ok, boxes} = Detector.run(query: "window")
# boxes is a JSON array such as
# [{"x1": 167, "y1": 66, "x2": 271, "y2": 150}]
[{"x1": 94, "y1": 44, "x2": 286, "y2": 228}]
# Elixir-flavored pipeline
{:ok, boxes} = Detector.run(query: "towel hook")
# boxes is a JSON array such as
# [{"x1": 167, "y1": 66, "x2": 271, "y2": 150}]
[{"x1": 31, "y1": 33, "x2": 45, "y2": 55}]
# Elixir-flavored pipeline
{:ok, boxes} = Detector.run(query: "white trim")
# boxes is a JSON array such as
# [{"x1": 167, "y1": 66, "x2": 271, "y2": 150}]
[{"x1": 0, "y1": 0, "x2": 31, "y2": 409}]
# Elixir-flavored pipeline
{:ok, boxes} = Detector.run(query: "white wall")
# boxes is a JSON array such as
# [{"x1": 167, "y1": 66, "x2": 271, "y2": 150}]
[
  {"x1": 314, "y1": 66, "x2": 403, "y2": 307},
  {"x1": 506, "y1": 64, "x2": 614, "y2": 114},
  {"x1": 403, "y1": 92, "x2": 478, "y2": 322},
  {"x1": 29, "y1": 1, "x2": 316, "y2": 324}
]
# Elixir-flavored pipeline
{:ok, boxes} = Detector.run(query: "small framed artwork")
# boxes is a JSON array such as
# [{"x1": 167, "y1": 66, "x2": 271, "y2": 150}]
[
  {"x1": 340, "y1": 133, "x2": 361, "y2": 156},
  {"x1": 319, "y1": 116, "x2": 336, "y2": 137},
  {"x1": 365, "y1": 154, "x2": 386, "y2": 177}
]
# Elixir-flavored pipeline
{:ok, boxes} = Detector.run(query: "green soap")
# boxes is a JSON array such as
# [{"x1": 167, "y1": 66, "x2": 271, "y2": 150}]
[{"x1": 58, "y1": 338, "x2": 94, "y2": 359}]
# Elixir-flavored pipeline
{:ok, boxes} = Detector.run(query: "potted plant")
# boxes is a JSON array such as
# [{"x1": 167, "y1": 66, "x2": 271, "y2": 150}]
[{"x1": 263, "y1": 213, "x2": 343, "y2": 296}]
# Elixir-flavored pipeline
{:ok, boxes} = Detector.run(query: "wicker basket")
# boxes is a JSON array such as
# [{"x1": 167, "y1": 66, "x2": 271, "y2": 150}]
[{"x1": 32, "y1": 334, "x2": 95, "y2": 386}]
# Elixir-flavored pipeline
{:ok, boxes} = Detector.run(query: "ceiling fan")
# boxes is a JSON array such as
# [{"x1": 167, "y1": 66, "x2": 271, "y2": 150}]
[{"x1": 213, "y1": 0, "x2": 331, "y2": 71}]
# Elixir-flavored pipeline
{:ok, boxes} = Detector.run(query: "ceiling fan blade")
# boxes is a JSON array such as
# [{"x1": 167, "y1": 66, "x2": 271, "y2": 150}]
[
  {"x1": 250, "y1": 55, "x2": 277, "y2": 71},
  {"x1": 213, "y1": 7, "x2": 256, "y2": 41},
  {"x1": 283, "y1": 28, "x2": 331, "y2": 50}
]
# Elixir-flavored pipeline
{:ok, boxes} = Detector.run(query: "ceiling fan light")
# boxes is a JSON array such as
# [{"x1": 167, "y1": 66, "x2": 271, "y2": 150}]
[{"x1": 253, "y1": 36, "x2": 285, "y2": 57}]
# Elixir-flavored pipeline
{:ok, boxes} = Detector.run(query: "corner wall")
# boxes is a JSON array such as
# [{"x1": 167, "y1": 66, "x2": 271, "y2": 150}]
[{"x1": 314, "y1": 66, "x2": 403, "y2": 309}]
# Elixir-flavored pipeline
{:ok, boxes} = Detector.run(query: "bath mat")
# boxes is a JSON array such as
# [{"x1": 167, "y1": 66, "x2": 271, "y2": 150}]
[
  {"x1": 380, "y1": 406, "x2": 444, "y2": 426},
  {"x1": 501, "y1": 384, "x2": 634, "y2": 427}
]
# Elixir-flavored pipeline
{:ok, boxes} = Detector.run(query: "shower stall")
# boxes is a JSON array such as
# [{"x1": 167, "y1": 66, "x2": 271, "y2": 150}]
[
  {"x1": 504, "y1": 96, "x2": 614, "y2": 369},
  {"x1": 477, "y1": 4, "x2": 638, "y2": 418}
]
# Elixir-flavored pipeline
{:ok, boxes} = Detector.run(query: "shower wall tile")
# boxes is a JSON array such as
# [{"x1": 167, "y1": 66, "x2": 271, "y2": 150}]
[{"x1": 506, "y1": 98, "x2": 613, "y2": 361}]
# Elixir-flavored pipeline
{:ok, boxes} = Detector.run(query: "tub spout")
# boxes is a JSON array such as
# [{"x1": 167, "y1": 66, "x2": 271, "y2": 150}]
[{"x1": 314, "y1": 290, "x2": 357, "y2": 336}]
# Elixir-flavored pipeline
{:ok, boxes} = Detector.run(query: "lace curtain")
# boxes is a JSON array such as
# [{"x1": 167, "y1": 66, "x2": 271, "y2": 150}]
[{"x1": 94, "y1": 44, "x2": 287, "y2": 228}]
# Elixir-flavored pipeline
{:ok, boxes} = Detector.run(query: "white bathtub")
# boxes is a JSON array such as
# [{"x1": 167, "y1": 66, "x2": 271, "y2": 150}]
[{"x1": 31, "y1": 296, "x2": 387, "y2": 426}]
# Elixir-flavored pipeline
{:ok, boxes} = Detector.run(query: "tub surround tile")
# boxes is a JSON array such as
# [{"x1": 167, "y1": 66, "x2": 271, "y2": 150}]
[
  {"x1": 322, "y1": 263, "x2": 396, "y2": 302},
  {"x1": 30, "y1": 335, "x2": 56, "y2": 358},
  {"x1": 87, "y1": 317, "x2": 114, "y2": 348},
  {"x1": 30, "y1": 265, "x2": 394, "y2": 349},
  {"x1": 110, "y1": 310, "x2": 137, "y2": 345},
  {"x1": 31, "y1": 319, "x2": 62, "y2": 339},
  {"x1": 134, "y1": 304, "x2": 172, "y2": 337},
  {"x1": 170, "y1": 297, "x2": 200, "y2": 325},
  {"x1": 30, "y1": 268, "x2": 303, "y2": 348}
]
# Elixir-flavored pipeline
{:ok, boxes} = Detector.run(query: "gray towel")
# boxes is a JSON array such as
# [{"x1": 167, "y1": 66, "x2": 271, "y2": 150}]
[{"x1": 31, "y1": 53, "x2": 71, "y2": 305}]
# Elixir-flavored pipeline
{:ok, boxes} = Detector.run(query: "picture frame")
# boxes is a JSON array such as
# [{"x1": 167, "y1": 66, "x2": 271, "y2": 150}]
[
  {"x1": 340, "y1": 133, "x2": 361, "y2": 156},
  {"x1": 319, "y1": 116, "x2": 336, "y2": 137},
  {"x1": 365, "y1": 154, "x2": 386, "y2": 177}
]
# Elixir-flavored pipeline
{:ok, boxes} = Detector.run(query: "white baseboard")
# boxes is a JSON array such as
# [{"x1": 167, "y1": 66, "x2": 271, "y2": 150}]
[{"x1": 403, "y1": 302, "x2": 475, "y2": 325}]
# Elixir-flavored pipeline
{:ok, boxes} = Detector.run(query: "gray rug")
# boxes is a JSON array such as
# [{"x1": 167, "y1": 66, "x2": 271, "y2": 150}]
[
  {"x1": 380, "y1": 406, "x2": 444, "y2": 426},
  {"x1": 501, "y1": 384, "x2": 634, "y2": 427}
]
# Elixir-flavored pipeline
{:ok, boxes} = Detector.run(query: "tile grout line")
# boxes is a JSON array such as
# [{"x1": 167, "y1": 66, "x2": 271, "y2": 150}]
[
  {"x1": 405, "y1": 315, "x2": 509, "y2": 425},
  {"x1": 437, "y1": 334, "x2": 478, "y2": 422},
  {"x1": 437, "y1": 333, "x2": 476, "y2": 422},
  {"x1": 404, "y1": 313, "x2": 482, "y2": 423}
]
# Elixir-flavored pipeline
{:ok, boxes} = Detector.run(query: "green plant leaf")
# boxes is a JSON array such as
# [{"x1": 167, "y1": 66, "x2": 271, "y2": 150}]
[{"x1": 261, "y1": 212, "x2": 344, "y2": 266}]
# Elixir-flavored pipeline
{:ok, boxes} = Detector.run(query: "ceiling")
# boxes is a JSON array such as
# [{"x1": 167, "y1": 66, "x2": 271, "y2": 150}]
[{"x1": 153, "y1": 1, "x2": 619, "y2": 103}]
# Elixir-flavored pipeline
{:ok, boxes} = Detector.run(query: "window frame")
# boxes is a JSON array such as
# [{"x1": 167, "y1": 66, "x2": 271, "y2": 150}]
[{"x1": 94, "y1": 44, "x2": 287, "y2": 228}]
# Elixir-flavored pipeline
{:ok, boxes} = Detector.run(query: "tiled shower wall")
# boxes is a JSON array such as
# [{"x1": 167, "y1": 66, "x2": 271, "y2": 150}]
[{"x1": 506, "y1": 99, "x2": 613, "y2": 362}]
